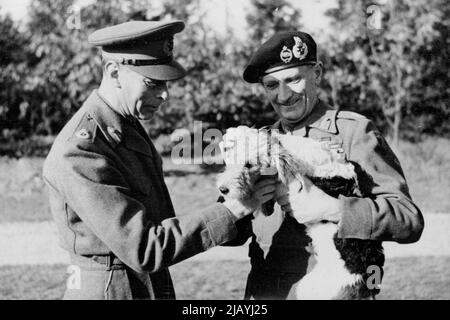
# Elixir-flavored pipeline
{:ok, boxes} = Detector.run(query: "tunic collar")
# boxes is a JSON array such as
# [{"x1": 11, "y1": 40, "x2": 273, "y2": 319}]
[{"x1": 85, "y1": 90, "x2": 154, "y2": 157}]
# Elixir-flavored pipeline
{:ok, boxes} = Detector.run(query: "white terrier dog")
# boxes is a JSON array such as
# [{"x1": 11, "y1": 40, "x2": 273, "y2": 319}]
[{"x1": 217, "y1": 126, "x2": 384, "y2": 300}]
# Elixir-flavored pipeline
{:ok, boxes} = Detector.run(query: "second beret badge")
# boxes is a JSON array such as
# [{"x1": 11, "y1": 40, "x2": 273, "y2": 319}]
[{"x1": 280, "y1": 36, "x2": 308, "y2": 64}]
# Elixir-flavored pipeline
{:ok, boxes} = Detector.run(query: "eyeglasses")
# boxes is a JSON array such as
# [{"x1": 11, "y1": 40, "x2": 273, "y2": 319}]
[{"x1": 143, "y1": 78, "x2": 167, "y2": 89}]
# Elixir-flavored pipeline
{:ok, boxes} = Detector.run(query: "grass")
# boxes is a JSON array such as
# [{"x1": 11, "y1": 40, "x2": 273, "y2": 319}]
[
  {"x1": 0, "y1": 256, "x2": 449, "y2": 300},
  {"x1": 378, "y1": 256, "x2": 450, "y2": 300},
  {"x1": 391, "y1": 137, "x2": 450, "y2": 214},
  {"x1": 0, "y1": 138, "x2": 449, "y2": 300}
]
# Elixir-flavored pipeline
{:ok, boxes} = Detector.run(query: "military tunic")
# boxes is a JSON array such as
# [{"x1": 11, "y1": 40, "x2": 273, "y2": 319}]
[
  {"x1": 43, "y1": 90, "x2": 239, "y2": 299},
  {"x1": 228, "y1": 99, "x2": 424, "y2": 300}
]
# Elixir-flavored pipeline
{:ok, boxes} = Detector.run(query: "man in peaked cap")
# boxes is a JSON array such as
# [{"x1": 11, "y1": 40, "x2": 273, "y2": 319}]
[
  {"x1": 224, "y1": 31, "x2": 424, "y2": 299},
  {"x1": 43, "y1": 20, "x2": 277, "y2": 300}
]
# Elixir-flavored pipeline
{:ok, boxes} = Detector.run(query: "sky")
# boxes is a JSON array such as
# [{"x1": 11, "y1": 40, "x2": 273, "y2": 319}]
[
  {"x1": 0, "y1": 0, "x2": 337, "y2": 42},
  {"x1": 200, "y1": 0, "x2": 337, "y2": 41}
]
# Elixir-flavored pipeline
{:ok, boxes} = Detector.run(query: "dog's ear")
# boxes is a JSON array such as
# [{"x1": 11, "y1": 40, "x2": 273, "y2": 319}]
[
  {"x1": 274, "y1": 148, "x2": 300, "y2": 184},
  {"x1": 239, "y1": 164, "x2": 261, "y2": 199}
]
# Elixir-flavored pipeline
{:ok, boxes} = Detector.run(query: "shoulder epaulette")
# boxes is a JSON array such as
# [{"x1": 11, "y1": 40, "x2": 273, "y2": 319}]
[
  {"x1": 71, "y1": 112, "x2": 97, "y2": 143},
  {"x1": 337, "y1": 110, "x2": 367, "y2": 120}
]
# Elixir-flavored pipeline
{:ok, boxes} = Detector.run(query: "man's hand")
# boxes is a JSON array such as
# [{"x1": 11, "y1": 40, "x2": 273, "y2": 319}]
[
  {"x1": 223, "y1": 174, "x2": 278, "y2": 220},
  {"x1": 286, "y1": 177, "x2": 343, "y2": 224}
]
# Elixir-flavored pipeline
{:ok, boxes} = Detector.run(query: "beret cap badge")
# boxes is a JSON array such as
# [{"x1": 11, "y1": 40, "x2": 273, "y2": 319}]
[
  {"x1": 292, "y1": 36, "x2": 308, "y2": 60},
  {"x1": 280, "y1": 46, "x2": 293, "y2": 63},
  {"x1": 280, "y1": 36, "x2": 308, "y2": 64}
]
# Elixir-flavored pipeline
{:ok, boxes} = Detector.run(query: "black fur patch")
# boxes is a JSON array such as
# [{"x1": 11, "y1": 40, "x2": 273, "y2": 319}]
[
  {"x1": 309, "y1": 176, "x2": 357, "y2": 198},
  {"x1": 334, "y1": 236, "x2": 384, "y2": 298},
  {"x1": 309, "y1": 175, "x2": 385, "y2": 298},
  {"x1": 333, "y1": 280, "x2": 371, "y2": 300}
]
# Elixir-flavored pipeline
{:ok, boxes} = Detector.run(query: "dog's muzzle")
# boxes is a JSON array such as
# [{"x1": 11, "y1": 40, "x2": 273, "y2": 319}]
[{"x1": 219, "y1": 186, "x2": 229, "y2": 195}]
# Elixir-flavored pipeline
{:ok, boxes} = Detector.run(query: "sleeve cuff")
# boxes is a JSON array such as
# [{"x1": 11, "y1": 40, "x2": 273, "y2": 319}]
[
  {"x1": 337, "y1": 196, "x2": 373, "y2": 240},
  {"x1": 200, "y1": 203, "x2": 238, "y2": 247}
]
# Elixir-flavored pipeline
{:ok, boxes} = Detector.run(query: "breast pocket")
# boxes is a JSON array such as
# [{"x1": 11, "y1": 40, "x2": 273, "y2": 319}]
[{"x1": 317, "y1": 135, "x2": 347, "y2": 162}]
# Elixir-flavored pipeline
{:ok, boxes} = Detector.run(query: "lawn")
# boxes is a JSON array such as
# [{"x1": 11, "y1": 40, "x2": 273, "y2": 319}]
[
  {"x1": 0, "y1": 138, "x2": 449, "y2": 300},
  {"x1": 0, "y1": 256, "x2": 449, "y2": 300}
]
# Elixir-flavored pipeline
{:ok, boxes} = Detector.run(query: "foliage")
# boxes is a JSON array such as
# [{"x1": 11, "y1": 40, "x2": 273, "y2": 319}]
[
  {"x1": 0, "y1": 13, "x2": 33, "y2": 140},
  {"x1": 23, "y1": 0, "x2": 148, "y2": 137},
  {"x1": 0, "y1": 0, "x2": 448, "y2": 151},
  {"x1": 323, "y1": 0, "x2": 450, "y2": 143}
]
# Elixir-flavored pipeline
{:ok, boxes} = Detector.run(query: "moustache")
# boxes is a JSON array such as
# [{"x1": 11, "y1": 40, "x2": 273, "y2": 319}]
[{"x1": 277, "y1": 94, "x2": 305, "y2": 106}]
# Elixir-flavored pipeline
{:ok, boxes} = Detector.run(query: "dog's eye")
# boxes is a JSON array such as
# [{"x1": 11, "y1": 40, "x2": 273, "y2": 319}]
[{"x1": 244, "y1": 162, "x2": 252, "y2": 169}]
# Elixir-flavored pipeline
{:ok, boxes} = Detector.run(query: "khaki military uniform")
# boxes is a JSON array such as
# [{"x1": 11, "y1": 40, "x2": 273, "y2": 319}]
[
  {"x1": 43, "y1": 90, "x2": 239, "y2": 299},
  {"x1": 228, "y1": 99, "x2": 424, "y2": 300}
]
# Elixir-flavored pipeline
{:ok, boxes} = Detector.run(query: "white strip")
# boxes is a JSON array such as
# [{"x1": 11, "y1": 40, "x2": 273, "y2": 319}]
[{"x1": 0, "y1": 214, "x2": 448, "y2": 266}]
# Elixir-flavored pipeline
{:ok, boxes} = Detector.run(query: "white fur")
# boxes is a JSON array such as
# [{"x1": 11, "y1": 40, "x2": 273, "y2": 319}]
[
  {"x1": 218, "y1": 126, "x2": 364, "y2": 300},
  {"x1": 273, "y1": 133, "x2": 356, "y2": 180},
  {"x1": 295, "y1": 223, "x2": 362, "y2": 299}
]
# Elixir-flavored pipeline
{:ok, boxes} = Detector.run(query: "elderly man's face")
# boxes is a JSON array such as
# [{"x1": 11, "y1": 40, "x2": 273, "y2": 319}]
[
  {"x1": 261, "y1": 64, "x2": 322, "y2": 124},
  {"x1": 118, "y1": 66, "x2": 169, "y2": 120}
]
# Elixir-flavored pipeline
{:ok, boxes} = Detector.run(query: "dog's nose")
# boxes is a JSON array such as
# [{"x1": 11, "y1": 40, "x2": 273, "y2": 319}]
[{"x1": 219, "y1": 186, "x2": 229, "y2": 194}]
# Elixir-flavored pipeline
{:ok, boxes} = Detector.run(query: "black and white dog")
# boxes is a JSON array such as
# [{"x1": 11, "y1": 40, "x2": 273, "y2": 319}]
[{"x1": 217, "y1": 126, "x2": 384, "y2": 299}]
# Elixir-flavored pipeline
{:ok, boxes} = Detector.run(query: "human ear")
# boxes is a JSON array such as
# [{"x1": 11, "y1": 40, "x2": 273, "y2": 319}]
[
  {"x1": 104, "y1": 61, "x2": 121, "y2": 88},
  {"x1": 313, "y1": 61, "x2": 323, "y2": 85}
]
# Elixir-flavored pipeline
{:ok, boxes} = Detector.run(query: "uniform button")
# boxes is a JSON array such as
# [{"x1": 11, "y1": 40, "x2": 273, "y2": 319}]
[{"x1": 76, "y1": 128, "x2": 91, "y2": 139}]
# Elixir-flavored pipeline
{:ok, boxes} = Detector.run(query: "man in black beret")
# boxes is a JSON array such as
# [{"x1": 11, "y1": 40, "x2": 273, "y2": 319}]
[
  {"x1": 228, "y1": 31, "x2": 424, "y2": 299},
  {"x1": 43, "y1": 20, "x2": 277, "y2": 300}
]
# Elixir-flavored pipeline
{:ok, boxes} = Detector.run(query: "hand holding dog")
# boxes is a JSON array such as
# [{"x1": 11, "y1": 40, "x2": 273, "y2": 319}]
[
  {"x1": 223, "y1": 167, "x2": 278, "y2": 220},
  {"x1": 286, "y1": 177, "x2": 343, "y2": 224}
]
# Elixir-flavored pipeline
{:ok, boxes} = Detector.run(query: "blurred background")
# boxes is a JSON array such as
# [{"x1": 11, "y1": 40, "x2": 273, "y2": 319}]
[{"x1": 0, "y1": 0, "x2": 449, "y2": 299}]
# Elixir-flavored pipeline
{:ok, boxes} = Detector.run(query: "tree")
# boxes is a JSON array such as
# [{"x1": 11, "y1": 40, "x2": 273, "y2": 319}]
[
  {"x1": 0, "y1": 12, "x2": 32, "y2": 140},
  {"x1": 324, "y1": 0, "x2": 449, "y2": 144},
  {"x1": 1, "y1": 0, "x2": 304, "y2": 144},
  {"x1": 246, "y1": 0, "x2": 302, "y2": 41},
  {"x1": 24, "y1": 0, "x2": 132, "y2": 136},
  {"x1": 22, "y1": 0, "x2": 172, "y2": 137}
]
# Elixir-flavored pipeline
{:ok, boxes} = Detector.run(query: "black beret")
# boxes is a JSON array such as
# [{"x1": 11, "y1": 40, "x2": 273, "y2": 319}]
[
  {"x1": 243, "y1": 31, "x2": 317, "y2": 83},
  {"x1": 88, "y1": 20, "x2": 186, "y2": 81}
]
